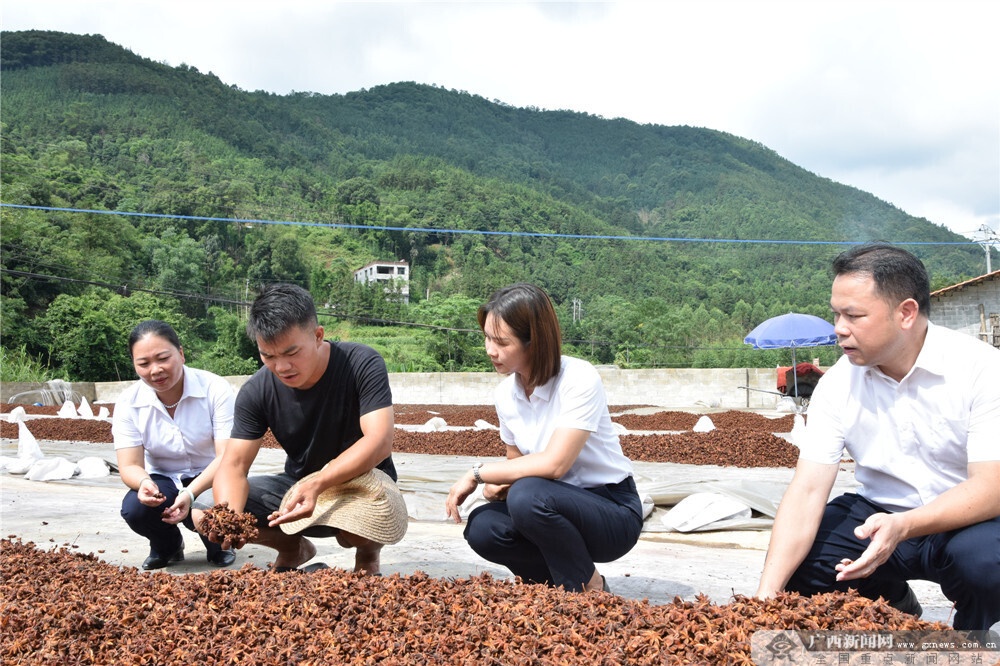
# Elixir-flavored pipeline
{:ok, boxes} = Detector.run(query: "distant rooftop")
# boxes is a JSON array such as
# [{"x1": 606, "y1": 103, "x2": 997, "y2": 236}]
[{"x1": 930, "y1": 269, "x2": 1000, "y2": 297}]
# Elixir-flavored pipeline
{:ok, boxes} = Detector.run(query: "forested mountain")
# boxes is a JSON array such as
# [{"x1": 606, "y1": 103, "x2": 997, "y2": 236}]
[{"x1": 0, "y1": 30, "x2": 986, "y2": 381}]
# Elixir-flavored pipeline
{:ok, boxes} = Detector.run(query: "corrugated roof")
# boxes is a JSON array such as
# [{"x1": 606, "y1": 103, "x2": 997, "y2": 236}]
[{"x1": 930, "y1": 269, "x2": 1000, "y2": 297}]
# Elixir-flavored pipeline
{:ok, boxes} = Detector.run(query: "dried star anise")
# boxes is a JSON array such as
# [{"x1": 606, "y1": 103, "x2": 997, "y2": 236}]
[{"x1": 199, "y1": 502, "x2": 259, "y2": 543}]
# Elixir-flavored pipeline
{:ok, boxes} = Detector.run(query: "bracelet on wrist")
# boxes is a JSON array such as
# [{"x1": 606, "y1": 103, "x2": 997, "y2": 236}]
[
  {"x1": 472, "y1": 463, "x2": 484, "y2": 485},
  {"x1": 137, "y1": 477, "x2": 151, "y2": 491},
  {"x1": 182, "y1": 488, "x2": 196, "y2": 505}
]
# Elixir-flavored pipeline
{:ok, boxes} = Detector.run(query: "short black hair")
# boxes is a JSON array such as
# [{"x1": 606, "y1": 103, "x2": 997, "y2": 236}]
[
  {"x1": 128, "y1": 320, "x2": 182, "y2": 358},
  {"x1": 832, "y1": 242, "x2": 931, "y2": 315},
  {"x1": 246, "y1": 283, "x2": 318, "y2": 343}
]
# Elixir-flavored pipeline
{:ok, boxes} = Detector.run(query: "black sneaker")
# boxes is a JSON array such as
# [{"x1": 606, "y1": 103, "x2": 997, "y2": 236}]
[{"x1": 889, "y1": 584, "x2": 923, "y2": 617}]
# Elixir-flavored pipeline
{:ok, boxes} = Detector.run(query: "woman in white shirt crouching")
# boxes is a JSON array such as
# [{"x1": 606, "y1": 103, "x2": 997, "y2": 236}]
[
  {"x1": 112, "y1": 320, "x2": 236, "y2": 570},
  {"x1": 445, "y1": 283, "x2": 643, "y2": 592}
]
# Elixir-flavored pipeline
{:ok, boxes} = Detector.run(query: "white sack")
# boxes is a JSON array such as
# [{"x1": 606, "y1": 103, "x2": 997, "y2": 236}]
[
  {"x1": 775, "y1": 396, "x2": 797, "y2": 413},
  {"x1": 692, "y1": 415, "x2": 716, "y2": 432},
  {"x1": 77, "y1": 397, "x2": 94, "y2": 418},
  {"x1": 418, "y1": 417, "x2": 448, "y2": 432},
  {"x1": 18, "y1": 421, "x2": 44, "y2": 461},
  {"x1": 25, "y1": 456, "x2": 78, "y2": 481},
  {"x1": 6, "y1": 406, "x2": 26, "y2": 423},
  {"x1": 0, "y1": 422, "x2": 44, "y2": 474},
  {"x1": 76, "y1": 457, "x2": 111, "y2": 478},
  {"x1": 0, "y1": 456, "x2": 36, "y2": 473}
]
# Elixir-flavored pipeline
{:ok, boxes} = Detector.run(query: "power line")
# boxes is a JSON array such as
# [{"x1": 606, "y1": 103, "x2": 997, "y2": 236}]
[
  {"x1": 0, "y1": 267, "x2": 479, "y2": 333},
  {"x1": 0, "y1": 268, "x2": 245, "y2": 305},
  {"x1": 1, "y1": 240, "x2": 160, "y2": 287},
  {"x1": 319, "y1": 312, "x2": 479, "y2": 333},
  {"x1": 0, "y1": 203, "x2": 982, "y2": 246}
]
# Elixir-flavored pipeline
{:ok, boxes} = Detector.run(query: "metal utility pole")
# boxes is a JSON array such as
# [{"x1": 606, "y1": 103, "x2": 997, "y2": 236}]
[{"x1": 976, "y1": 224, "x2": 999, "y2": 274}]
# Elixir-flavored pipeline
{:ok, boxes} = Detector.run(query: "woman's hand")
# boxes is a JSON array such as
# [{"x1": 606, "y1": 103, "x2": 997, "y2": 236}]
[
  {"x1": 445, "y1": 472, "x2": 478, "y2": 523},
  {"x1": 137, "y1": 478, "x2": 166, "y2": 507},
  {"x1": 161, "y1": 490, "x2": 192, "y2": 525}
]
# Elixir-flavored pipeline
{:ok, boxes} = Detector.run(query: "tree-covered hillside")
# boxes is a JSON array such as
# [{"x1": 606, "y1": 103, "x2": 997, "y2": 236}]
[{"x1": 0, "y1": 30, "x2": 987, "y2": 381}]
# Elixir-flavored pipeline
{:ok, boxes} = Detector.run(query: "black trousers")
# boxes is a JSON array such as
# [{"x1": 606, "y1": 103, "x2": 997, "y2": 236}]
[
  {"x1": 464, "y1": 476, "x2": 643, "y2": 592},
  {"x1": 244, "y1": 473, "x2": 340, "y2": 538},
  {"x1": 120, "y1": 472, "x2": 224, "y2": 560},
  {"x1": 787, "y1": 493, "x2": 1000, "y2": 630}
]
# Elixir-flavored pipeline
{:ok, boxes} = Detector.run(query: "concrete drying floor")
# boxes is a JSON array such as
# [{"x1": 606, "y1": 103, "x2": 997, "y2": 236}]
[{"x1": 4, "y1": 433, "x2": 990, "y2": 632}]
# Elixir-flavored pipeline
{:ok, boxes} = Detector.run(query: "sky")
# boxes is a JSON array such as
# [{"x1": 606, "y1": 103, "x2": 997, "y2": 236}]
[{"x1": 3, "y1": 0, "x2": 998, "y2": 241}]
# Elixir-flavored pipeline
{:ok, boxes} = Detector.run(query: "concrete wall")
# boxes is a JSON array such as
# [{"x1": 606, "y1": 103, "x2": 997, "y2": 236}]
[
  {"x1": 90, "y1": 377, "x2": 248, "y2": 405},
  {"x1": 359, "y1": 367, "x2": 780, "y2": 409},
  {"x1": 383, "y1": 367, "x2": 786, "y2": 409},
  {"x1": 930, "y1": 276, "x2": 1000, "y2": 345},
  {"x1": 6, "y1": 367, "x2": 794, "y2": 410},
  {"x1": 1, "y1": 381, "x2": 96, "y2": 404}
]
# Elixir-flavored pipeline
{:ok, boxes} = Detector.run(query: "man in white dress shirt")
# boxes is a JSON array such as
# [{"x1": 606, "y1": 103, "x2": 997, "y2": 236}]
[{"x1": 756, "y1": 243, "x2": 1000, "y2": 631}]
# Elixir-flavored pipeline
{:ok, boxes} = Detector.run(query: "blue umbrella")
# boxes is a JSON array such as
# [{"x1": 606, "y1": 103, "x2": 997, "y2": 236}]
[{"x1": 744, "y1": 313, "x2": 837, "y2": 398}]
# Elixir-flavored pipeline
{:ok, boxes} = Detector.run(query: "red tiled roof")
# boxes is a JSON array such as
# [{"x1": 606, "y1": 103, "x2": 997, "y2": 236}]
[{"x1": 930, "y1": 269, "x2": 1000, "y2": 297}]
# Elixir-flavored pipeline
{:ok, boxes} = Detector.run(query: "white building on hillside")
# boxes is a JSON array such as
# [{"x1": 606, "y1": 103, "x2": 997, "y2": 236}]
[{"x1": 354, "y1": 260, "x2": 410, "y2": 304}]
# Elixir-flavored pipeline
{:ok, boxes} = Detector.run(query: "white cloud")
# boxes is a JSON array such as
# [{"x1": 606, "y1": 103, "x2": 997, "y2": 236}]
[{"x1": 2, "y1": 0, "x2": 996, "y2": 238}]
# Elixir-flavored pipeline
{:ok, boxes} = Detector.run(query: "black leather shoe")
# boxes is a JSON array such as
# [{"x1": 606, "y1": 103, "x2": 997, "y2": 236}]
[
  {"x1": 208, "y1": 548, "x2": 236, "y2": 567},
  {"x1": 142, "y1": 546, "x2": 184, "y2": 570},
  {"x1": 889, "y1": 584, "x2": 923, "y2": 617}
]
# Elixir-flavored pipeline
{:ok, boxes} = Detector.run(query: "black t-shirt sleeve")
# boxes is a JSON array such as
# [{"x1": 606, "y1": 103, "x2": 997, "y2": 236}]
[
  {"x1": 231, "y1": 370, "x2": 270, "y2": 441},
  {"x1": 353, "y1": 344, "x2": 393, "y2": 416}
]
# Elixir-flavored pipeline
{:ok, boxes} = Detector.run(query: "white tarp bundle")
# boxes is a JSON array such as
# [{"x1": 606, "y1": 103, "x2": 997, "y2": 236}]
[
  {"x1": 76, "y1": 457, "x2": 112, "y2": 478},
  {"x1": 77, "y1": 397, "x2": 94, "y2": 418},
  {"x1": 25, "y1": 457, "x2": 79, "y2": 481},
  {"x1": 661, "y1": 492, "x2": 753, "y2": 532},
  {"x1": 692, "y1": 415, "x2": 716, "y2": 432},
  {"x1": 418, "y1": 417, "x2": 449, "y2": 432},
  {"x1": 0, "y1": 418, "x2": 111, "y2": 481},
  {"x1": 0, "y1": 420, "x2": 45, "y2": 473},
  {"x1": 6, "y1": 406, "x2": 27, "y2": 422}
]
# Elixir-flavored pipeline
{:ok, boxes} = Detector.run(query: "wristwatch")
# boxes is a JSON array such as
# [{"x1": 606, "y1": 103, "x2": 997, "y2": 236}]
[{"x1": 472, "y1": 463, "x2": 484, "y2": 485}]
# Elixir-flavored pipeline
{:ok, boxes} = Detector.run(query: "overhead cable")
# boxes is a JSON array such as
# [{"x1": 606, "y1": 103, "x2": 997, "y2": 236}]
[{"x1": 0, "y1": 203, "x2": 980, "y2": 246}]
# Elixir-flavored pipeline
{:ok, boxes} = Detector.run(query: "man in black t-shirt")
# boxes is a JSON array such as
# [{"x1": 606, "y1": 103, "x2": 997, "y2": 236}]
[{"x1": 211, "y1": 283, "x2": 399, "y2": 574}]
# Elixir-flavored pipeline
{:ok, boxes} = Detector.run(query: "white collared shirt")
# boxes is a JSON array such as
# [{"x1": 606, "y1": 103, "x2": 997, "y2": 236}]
[
  {"x1": 495, "y1": 355, "x2": 633, "y2": 488},
  {"x1": 800, "y1": 322, "x2": 1000, "y2": 512},
  {"x1": 112, "y1": 366, "x2": 235, "y2": 488}
]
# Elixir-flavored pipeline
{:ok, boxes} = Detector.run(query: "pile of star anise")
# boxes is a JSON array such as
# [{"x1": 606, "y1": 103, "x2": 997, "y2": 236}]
[
  {"x1": 1, "y1": 538, "x2": 942, "y2": 666},
  {"x1": 198, "y1": 502, "x2": 259, "y2": 544}
]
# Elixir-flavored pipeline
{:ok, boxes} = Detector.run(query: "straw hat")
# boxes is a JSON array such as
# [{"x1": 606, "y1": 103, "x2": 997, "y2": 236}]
[{"x1": 277, "y1": 468, "x2": 408, "y2": 545}]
